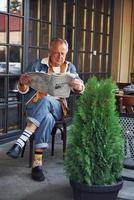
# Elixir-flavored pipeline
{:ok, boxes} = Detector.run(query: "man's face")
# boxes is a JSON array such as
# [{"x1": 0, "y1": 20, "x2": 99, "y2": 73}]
[{"x1": 48, "y1": 41, "x2": 67, "y2": 66}]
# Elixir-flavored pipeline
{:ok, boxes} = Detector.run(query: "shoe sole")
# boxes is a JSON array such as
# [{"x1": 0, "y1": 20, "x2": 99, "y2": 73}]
[
  {"x1": 6, "y1": 152, "x2": 19, "y2": 159},
  {"x1": 31, "y1": 175, "x2": 45, "y2": 182}
]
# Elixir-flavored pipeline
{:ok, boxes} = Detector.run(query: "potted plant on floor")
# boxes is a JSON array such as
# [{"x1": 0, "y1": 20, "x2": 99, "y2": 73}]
[{"x1": 64, "y1": 77, "x2": 123, "y2": 200}]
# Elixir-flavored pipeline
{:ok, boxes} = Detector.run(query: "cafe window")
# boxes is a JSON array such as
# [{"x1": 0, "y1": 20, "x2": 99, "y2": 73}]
[
  {"x1": 0, "y1": 0, "x2": 23, "y2": 138},
  {"x1": 0, "y1": 0, "x2": 114, "y2": 140}
]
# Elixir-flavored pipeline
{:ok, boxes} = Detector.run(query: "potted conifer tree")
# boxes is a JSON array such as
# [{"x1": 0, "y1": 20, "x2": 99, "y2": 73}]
[{"x1": 64, "y1": 77, "x2": 123, "y2": 200}]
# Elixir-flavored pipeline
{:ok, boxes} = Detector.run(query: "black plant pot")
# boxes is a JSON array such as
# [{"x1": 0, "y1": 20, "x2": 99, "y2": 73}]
[{"x1": 70, "y1": 179, "x2": 123, "y2": 200}]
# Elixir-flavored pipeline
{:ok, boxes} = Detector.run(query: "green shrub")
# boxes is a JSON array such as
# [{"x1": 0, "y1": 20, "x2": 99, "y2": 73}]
[{"x1": 64, "y1": 77, "x2": 123, "y2": 185}]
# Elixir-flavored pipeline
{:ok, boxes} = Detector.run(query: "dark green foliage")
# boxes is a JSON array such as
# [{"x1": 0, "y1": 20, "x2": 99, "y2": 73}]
[{"x1": 64, "y1": 77, "x2": 123, "y2": 185}]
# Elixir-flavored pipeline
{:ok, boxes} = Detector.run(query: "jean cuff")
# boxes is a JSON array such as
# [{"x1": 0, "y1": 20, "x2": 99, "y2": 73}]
[
  {"x1": 27, "y1": 117, "x2": 40, "y2": 127},
  {"x1": 34, "y1": 143, "x2": 49, "y2": 149}
]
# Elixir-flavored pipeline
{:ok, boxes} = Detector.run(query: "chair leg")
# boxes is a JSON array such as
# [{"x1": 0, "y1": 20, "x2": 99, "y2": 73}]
[
  {"x1": 62, "y1": 123, "x2": 67, "y2": 156},
  {"x1": 51, "y1": 127, "x2": 57, "y2": 156},
  {"x1": 29, "y1": 135, "x2": 34, "y2": 168},
  {"x1": 21, "y1": 143, "x2": 26, "y2": 158}
]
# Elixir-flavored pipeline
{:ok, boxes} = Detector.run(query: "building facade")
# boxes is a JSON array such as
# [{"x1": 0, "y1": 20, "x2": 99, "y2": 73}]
[{"x1": 0, "y1": 0, "x2": 133, "y2": 142}]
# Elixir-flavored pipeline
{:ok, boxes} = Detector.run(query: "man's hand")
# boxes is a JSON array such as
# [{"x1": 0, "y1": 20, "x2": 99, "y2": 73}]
[
  {"x1": 19, "y1": 74, "x2": 31, "y2": 85},
  {"x1": 69, "y1": 79, "x2": 83, "y2": 92}
]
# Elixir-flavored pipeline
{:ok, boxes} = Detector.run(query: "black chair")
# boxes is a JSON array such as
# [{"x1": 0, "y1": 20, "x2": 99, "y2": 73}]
[
  {"x1": 21, "y1": 93, "x2": 77, "y2": 167},
  {"x1": 119, "y1": 113, "x2": 134, "y2": 181},
  {"x1": 21, "y1": 118, "x2": 70, "y2": 168}
]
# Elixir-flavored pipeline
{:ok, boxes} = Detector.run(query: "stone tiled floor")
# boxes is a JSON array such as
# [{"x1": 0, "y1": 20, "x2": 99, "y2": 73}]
[{"x1": 0, "y1": 135, "x2": 134, "y2": 200}]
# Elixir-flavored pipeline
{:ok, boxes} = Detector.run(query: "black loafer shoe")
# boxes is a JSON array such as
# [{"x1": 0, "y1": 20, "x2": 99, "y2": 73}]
[
  {"x1": 31, "y1": 166, "x2": 45, "y2": 182},
  {"x1": 7, "y1": 144, "x2": 22, "y2": 159}
]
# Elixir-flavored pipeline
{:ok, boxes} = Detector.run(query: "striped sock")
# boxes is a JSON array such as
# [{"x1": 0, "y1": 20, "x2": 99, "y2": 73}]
[
  {"x1": 32, "y1": 151, "x2": 43, "y2": 168},
  {"x1": 16, "y1": 129, "x2": 33, "y2": 148}
]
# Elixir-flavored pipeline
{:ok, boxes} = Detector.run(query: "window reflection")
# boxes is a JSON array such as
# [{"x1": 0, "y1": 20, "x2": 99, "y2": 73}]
[
  {"x1": 8, "y1": 104, "x2": 20, "y2": 131},
  {"x1": 57, "y1": 0, "x2": 64, "y2": 24},
  {"x1": 40, "y1": 23, "x2": 51, "y2": 47},
  {"x1": 29, "y1": 20, "x2": 37, "y2": 46},
  {"x1": 10, "y1": 0, "x2": 23, "y2": 15},
  {"x1": 9, "y1": 46, "x2": 21, "y2": 74},
  {"x1": 28, "y1": 48, "x2": 37, "y2": 65},
  {"x1": 0, "y1": 14, "x2": 7, "y2": 43},
  {"x1": 39, "y1": 50, "x2": 48, "y2": 59},
  {"x1": 0, "y1": 46, "x2": 6, "y2": 73},
  {"x1": 67, "y1": 51, "x2": 74, "y2": 64},
  {"x1": 30, "y1": 0, "x2": 38, "y2": 18},
  {"x1": 0, "y1": 0, "x2": 7, "y2": 12},
  {"x1": 78, "y1": 52, "x2": 85, "y2": 72},
  {"x1": 78, "y1": 31, "x2": 86, "y2": 51},
  {"x1": 84, "y1": 53, "x2": 92, "y2": 72},
  {"x1": 0, "y1": 108, "x2": 5, "y2": 133},
  {"x1": 41, "y1": 0, "x2": 51, "y2": 21},
  {"x1": 9, "y1": 16, "x2": 22, "y2": 45},
  {"x1": 0, "y1": 77, "x2": 5, "y2": 101}
]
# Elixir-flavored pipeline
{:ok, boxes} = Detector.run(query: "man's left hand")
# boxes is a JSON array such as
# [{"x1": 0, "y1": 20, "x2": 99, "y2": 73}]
[{"x1": 69, "y1": 79, "x2": 83, "y2": 92}]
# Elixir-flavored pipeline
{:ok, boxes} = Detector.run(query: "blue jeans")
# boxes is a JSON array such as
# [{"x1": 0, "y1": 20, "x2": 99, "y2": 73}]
[{"x1": 26, "y1": 96, "x2": 62, "y2": 149}]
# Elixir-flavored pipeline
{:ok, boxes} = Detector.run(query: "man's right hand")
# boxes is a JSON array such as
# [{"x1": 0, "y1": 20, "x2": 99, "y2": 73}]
[{"x1": 19, "y1": 74, "x2": 31, "y2": 85}]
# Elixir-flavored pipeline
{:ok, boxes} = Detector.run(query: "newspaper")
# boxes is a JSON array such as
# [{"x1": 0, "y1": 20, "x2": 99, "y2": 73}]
[{"x1": 27, "y1": 72, "x2": 77, "y2": 98}]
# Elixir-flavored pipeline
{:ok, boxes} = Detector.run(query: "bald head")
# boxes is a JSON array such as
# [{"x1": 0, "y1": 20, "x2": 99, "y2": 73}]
[
  {"x1": 49, "y1": 38, "x2": 68, "y2": 53},
  {"x1": 48, "y1": 38, "x2": 68, "y2": 67}
]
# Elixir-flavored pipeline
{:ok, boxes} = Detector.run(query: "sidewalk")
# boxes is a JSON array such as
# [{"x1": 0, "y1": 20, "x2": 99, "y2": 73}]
[{"x1": 0, "y1": 133, "x2": 134, "y2": 200}]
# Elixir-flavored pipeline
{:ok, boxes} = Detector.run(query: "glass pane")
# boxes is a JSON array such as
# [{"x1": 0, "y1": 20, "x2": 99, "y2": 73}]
[
  {"x1": 79, "y1": 0, "x2": 86, "y2": 8},
  {"x1": 96, "y1": 13, "x2": 101, "y2": 33},
  {"x1": 101, "y1": 55, "x2": 106, "y2": 71},
  {"x1": 0, "y1": 14, "x2": 7, "y2": 43},
  {"x1": 66, "y1": 28, "x2": 75, "y2": 50},
  {"x1": 84, "y1": 53, "x2": 92, "y2": 72},
  {"x1": 57, "y1": 0, "x2": 64, "y2": 24},
  {"x1": 39, "y1": 50, "x2": 48, "y2": 60},
  {"x1": 78, "y1": 31, "x2": 86, "y2": 51},
  {"x1": 9, "y1": 75, "x2": 19, "y2": 93},
  {"x1": 56, "y1": 26, "x2": 66, "y2": 40},
  {"x1": 103, "y1": 15, "x2": 108, "y2": 34},
  {"x1": 9, "y1": 46, "x2": 21, "y2": 74},
  {"x1": 0, "y1": 108, "x2": 5, "y2": 134},
  {"x1": 85, "y1": 32, "x2": 93, "y2": 52},
  {"x1": 66, "y1": 51, "x2": 74, "y2": 64},
  {"x1": 86, "y1": 9, "x2": 92, "y2": 30},
  {"x1": 0, "y1": 76, "x2": 5, "y2": 100},
  {"x1": 40, "y1": 23, "x2": 51, "y2": 48},
  {"x1": 0, "y1": 0, "x2": 7, "y2": 12},
  {"x1": 29, "y1": 20, "x2": 37, "y2": 46},
  {"x1": 86, "y1": 0, "x2": 93, "y2": 10},
  {"x1": 104, "y1": 0, "x2": 111, "y2": 15},
  {"x1": 41, "y1": 0, "x2": 51, "y2": 21},
  {"x1": 8, "y1": 104, "x2": 20, "y2": 131},
  {"x1": 30, "y1": 0, "x2": 38, "y2": 18},
  {"x1": 96, "y1": 54, "x2": 100, "y2": 72},
  {"x1": 28, "y1": 48, "x2": 37, "y2": 65},
  {"x1": 9, "y1": 16, "x2": 22, "y2": 45},
  {"x1": 66, "y1": 1, "x2": 74, "y2": 27},
  {"x1": 102, "y1": 35, "x2": 107, "y2": 54},
  {"x1": 79, "y1": 7, "x2": 85, "y2": 29},
  {"x1": 0, "y1": 46, "x2": 6, "y2": 73},
  {"x1": 10, "y1": 0, "x2": 23, "y2": 16},
  {"x1": 95, "y1": 0, "x2": 102, "y2": 12},
  {"x1": 78, "y1": 52, "x2": 85, "y2": 72}
]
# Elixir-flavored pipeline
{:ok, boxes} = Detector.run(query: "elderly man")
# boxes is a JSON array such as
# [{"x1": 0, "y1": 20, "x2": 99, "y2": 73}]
[{"x1": 7, "y1": 38, "x2": 84, "y2": 181}]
